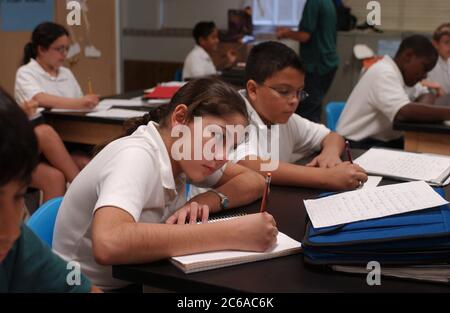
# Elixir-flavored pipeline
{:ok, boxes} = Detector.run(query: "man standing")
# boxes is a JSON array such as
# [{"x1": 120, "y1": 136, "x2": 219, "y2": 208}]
[{"x1": 277, "y1": 0, "x2": 339, "y2": 123}]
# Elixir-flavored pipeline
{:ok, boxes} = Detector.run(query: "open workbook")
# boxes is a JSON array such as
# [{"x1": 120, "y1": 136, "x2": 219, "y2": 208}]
[
  {"x1": 354, "y1": 148, "x2": 450, "y2": 186},
  {"x1": 170, "y1": 214, "x2": 302, "y2": 274}
]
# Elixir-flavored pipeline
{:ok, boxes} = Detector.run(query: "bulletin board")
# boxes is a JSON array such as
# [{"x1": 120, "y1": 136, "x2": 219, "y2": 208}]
[{"x1": 0, "y1": 0, "x2": 118, "y2": 97}]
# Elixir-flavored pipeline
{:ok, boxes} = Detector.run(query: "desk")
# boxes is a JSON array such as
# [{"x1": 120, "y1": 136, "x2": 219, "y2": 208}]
[
  {"x1": 42, "y1": 91, "x2": 153, "y2": 145},
  {"x1": 394, "y1": 121, "x2": 450, "y2": 156},
  {"x1": 112, "y1": 150, "x2": 450, "y2": 292}
]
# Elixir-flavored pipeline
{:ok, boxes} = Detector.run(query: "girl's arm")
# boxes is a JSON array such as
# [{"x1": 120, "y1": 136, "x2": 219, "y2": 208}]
[
  {"x1": 189, "y1": 163, "x2": 265, "y2": 214},
  {"x1": 92, "y1": 205, "x2": 277, "y2": 265},
  {"x1": 33, "y1": 92, "x2": 99, "y2": 110}
]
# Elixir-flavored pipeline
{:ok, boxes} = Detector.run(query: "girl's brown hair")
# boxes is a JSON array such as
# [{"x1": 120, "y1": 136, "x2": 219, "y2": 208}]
[{"x1": 95, "y1": 77, "x2": 248, "y2": 154}]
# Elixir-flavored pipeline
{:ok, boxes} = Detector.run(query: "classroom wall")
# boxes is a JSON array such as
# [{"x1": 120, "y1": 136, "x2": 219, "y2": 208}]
[
  {"x1": 345, "y1": 0, "x2": 450, "y2": 32},
  {"x1": 0, "y1": 0, "x2": 119, "y2": 97},
  {"x1": 122, "y1": 0, "x2": 252, "y2": 63}
]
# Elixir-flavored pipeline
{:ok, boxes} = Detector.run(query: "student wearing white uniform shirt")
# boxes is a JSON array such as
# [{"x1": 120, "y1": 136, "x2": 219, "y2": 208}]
[
  {"x1": 15, "y1": 22, "x2": 99, "y2": 110},
  {"x1": 337, "y1": 35, "x2": 450, "y2": 149},
  {"x1": 53, "y1": 78, "x2": 276, "y2": 291},
  {"x1": 182, "y1": 21, "x2": 236, "y2": 80},
  {"x1": 428, "y1": 23, "x2": 450, "y2": 94},
  {"x1": 14, "y1": 22, "x2": 96, "y2": 201},
  {"x1": 231, "y1": 42, "x2": 367, "y2": 191}
]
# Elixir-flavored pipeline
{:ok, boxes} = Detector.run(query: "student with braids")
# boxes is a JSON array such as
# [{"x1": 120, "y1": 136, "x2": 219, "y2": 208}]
[{"x1": 53, "y1": 78, "x2": 275, "y2": 291}]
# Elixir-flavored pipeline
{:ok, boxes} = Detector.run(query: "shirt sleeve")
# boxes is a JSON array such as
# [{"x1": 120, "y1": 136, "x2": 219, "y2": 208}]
[
  {"x1": 370, "y1": 70, "x2": 411, "y2": 122},
  {"x1": 8, "y1": 225, "x2": 92, "y2": 293},
  {"x1": 15, "y1": 67, "x2": 45, "y2": 104},
  {"x1": 299, "y1": 0, "x2": 320, "y2": 33},
  {"x1": 290, "y1": 114, "x2": 331, "y2": 155},
  {"x1": 94, "y1": 146, "x2": 159, "y2": 222}
]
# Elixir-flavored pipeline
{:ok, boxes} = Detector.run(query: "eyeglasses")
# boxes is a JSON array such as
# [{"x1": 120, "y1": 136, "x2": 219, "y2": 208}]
[
  {"x1": 262, "y1": 84, "x2": 309, "y2": 102},
  {"x1": 50, "y1": 45, "x2": 69, "y2": 55}
]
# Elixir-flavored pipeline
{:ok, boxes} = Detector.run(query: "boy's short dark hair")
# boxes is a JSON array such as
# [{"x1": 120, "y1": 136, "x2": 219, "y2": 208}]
[
  {"x1": 433, "y1": 23, "x2": 450, "y2": 42},
  {"x1": 0, "y1": 88, "x2": 38, "y2": 186},
  {"x1": 396, "y1": 34, "x2": 438, "y2": 64},
  {"x1": 245, "y1": 41, "x2": 305, "y2": 84},
  {"x1": 193, "y1": 21, "x2": 216, "y2": 45}
]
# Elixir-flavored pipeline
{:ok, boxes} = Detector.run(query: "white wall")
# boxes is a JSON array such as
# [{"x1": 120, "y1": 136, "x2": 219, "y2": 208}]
[{"x1": 122, "y1": 0, "x2": 253, "y2": 62}]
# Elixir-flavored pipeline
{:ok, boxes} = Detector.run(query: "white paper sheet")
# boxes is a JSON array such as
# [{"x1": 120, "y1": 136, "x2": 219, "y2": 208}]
[
  {"x1": 304, "y1": 181, "x2": 448, "y2": 228},
  {"x1": 87, "y1": 109, "x2": 146, "y2": 119},
  {"x1": 361, "y1": 176, "x2": 382, "y2": 189},
  {"x1": 355, "y1": 148, "x2": 450, "y2": 183}
]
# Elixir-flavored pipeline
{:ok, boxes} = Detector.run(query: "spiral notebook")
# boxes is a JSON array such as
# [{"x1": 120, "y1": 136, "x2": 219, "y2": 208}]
[{"x1": 170, "y1": 213, "x2": 302, "y2": 274}]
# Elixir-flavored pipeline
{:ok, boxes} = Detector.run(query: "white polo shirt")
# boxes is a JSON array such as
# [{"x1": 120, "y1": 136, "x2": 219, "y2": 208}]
[
  {"x1": 53, "y1": 122, "x2": 223, "y2": 291},
  {"x1": 232, "y1": 90, "x2": 331, "y2": 163},
  {"x1": 428, "y1": 56, "x2": 450, "y2": 94},
  {"x1": 337, "y1": 55, "x2": 428, "y2": 142},
  {"x1": 182, "y1": 45, "x2": 217, "y2": 80},
  {"x1": 14, "y1": 58, "x2": 83, "y2": 104}
]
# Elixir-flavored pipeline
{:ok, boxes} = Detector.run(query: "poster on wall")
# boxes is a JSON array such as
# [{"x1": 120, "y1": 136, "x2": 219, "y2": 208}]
[{"x1": 0, "y1": 0, "x2": 54, "y2": 32}]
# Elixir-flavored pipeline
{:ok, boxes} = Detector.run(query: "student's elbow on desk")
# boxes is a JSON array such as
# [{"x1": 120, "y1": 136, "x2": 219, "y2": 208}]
[
  {"x1": 394, "y1": 103, "x2": 416, "y2": 122},
  {"x1": 91, "y1": 207, "x2": 134, "y2": 266},
  {"x1": 243, "y1": 169, "x2": 266, "y2": 199}
]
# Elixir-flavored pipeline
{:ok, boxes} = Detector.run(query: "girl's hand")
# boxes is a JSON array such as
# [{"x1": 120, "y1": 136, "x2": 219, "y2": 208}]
[
  {"x1": 165, "y1": 202, "x2": 210, "y2": 225},
  {"x1": 80, "y1": 94, "x2": 100, "y2": 110},
  {"x1": 230, "y1": 213, "x2": 278, "y2": 252}
]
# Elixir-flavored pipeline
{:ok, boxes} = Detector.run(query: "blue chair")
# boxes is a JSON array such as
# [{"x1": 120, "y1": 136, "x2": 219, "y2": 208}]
[
  {"x1": 325, "y1": 102, "x2": 345, "y2": 132},
  {"x1": 174, "y1": 69, "x2": 183, "y2": 82},
  {"x1": 27, "y1": 197, "x2": 63, "y2": 247}
]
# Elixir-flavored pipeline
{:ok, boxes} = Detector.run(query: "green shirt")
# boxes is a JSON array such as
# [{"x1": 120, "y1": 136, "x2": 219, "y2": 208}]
[
  {"x1": 0, "y1": 224, "x2": 92, "y2": 293},
  {"x1": 299, "y1": 0, "x2": 339, "y2": 75}
]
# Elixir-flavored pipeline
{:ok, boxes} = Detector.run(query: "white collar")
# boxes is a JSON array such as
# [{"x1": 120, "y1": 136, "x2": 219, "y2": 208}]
[
  {"x1": 29, "y1": 58, "x2": 63, "y2": 81},
  {"x1": 383, "y1": 55, "x2": 407, "y2": 87},
  {"x1": 239, "y1": 89, "x2": 271, "y2": 130},
  {"x1": 133, "y1": 121, "x2": 176, "y2": 190},
  {"x1": 193, "y1": 45, "x2": 212, "y2": 60},
  {"x1": 437, "y1": 56, "x2": 450, "y2": 69}
]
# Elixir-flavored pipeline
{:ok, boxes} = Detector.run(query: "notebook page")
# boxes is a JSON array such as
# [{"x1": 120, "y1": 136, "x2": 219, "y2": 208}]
[
  {"x1": 355, "y1": 148, "x2": 450, "y2": 182},
  {"x1": 304, "y1": 181, "x2": 448, "y2": 229},
  {"x1": 171, "y1": 232, "x2": 301, "y2": 266}
]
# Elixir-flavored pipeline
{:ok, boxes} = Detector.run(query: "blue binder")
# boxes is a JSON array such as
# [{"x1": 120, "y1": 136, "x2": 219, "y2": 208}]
[{"x1": 302, "y1": 188, "x2": 450, "y2": 265}]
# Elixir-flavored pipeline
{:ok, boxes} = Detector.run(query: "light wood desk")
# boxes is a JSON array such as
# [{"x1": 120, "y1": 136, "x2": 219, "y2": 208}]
[
  {"x1": 394, "y1": 121, "x2": 450, "y2": 156},
  {"x1": 42, "y1": 91, "x2": 155, "y2": 145}
]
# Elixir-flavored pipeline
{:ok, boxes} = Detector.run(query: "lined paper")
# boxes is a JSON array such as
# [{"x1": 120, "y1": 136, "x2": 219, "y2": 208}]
[
  {"x1": 355, "y1": 148, "x2": 450, "y2": 184},
  {"x1": 304, "y1": 181, "x2": 448, "y2": 228}
]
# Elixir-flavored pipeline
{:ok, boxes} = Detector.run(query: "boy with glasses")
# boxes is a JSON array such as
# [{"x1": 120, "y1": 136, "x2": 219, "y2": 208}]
[{"x1": 232, "y1": 41, "x2": 367, "y2": 191}]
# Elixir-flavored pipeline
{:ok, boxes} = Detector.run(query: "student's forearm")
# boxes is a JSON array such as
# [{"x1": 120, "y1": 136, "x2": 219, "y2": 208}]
[
  {"x1": 395, "y1": 103, "x2": 450, "y2": 122},
  {"x1": 33, "y1": 93, "x2": 82, "y2": 109},
  {"x1": 416, "y1": 93, "x2": 436, "y2": 104},
  {"x1": 238, "y1": 159, "x2": 327, "y2": 188},
  {"x1": 189, "y1": 171, "x2": 265, "y2": 213},
  {"x1": 321, "y1": 132, "x2": 345, "y2": 156},
  {"x1": 283, "y1": 31, "x2": 311, "y2": 43},
  {"x1": 93, "y1": 213, "x2": 239, "y2": 265}
]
